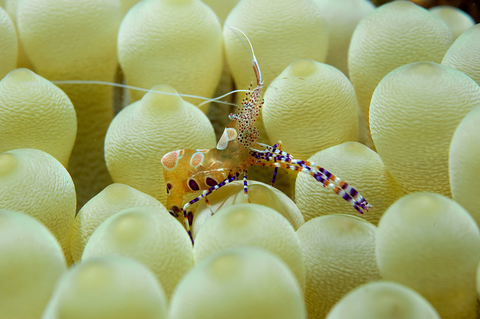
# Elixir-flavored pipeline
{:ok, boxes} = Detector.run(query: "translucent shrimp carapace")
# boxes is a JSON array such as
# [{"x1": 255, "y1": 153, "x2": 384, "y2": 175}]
[{"x1": 162, "y1": 78, "x2": 263, "y2": 235}]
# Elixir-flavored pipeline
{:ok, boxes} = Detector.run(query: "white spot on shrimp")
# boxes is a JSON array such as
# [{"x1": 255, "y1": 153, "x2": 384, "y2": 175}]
[{"x1": 216, "y1": 128, "x2": 229, "y2": 150}]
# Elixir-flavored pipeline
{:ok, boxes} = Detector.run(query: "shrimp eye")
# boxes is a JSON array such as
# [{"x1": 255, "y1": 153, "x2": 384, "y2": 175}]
[
  {"x1": 188, "y1": 178, "x2": 200, "y2": 191},
  {"x1": 205, "y1": 177, "x2": 218, "y2": 187},
  {"x1": 166, "y1": 183, "x2": 173, "y2": 195}
]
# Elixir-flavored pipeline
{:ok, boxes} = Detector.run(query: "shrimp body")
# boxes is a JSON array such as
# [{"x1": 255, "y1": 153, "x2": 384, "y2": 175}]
[
  {"x1": 162, "y1": 133, "x2": 252, "y2": 218},
  {"x1": 162, "y1": 82, "x2": 263, "y2": 227}
]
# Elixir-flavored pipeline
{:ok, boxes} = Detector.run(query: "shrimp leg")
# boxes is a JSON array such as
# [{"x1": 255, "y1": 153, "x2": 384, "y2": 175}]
[
  {"x1": 243, "y1": 171, "x2": 250, "y2": 202},
  {"x1": 182, "y1": 175, "x2": 238, "y2": 244},
  {"x1": 252, "y1": 156, "x2": 371, "y2": 214},
  {"x1": 270, "y1": 141, "x2": 283, "y2": 187}
]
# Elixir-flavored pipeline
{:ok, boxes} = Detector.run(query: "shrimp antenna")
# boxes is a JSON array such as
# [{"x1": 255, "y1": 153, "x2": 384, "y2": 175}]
[
  {"x1": 52, "y1": 24, "x2": 264, "y2": 107},
  {"x1": 218, "y1": 18, "x2": 253, "y2": 62},
  {"x1": 52, "y1": 80, "x2": 246, "y2": 108},
  {"x1": 230, "y1": 26, "x2": 263, "y2": 87},
  {"x1": 221, "y1": 19, "x2": 263, "y2": 87},
  {"x1": 197, "y1": 89, "x2": 250, "y2": 108}
]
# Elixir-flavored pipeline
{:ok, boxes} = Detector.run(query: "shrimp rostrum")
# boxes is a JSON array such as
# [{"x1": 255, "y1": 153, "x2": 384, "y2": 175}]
[{"x1": 161, "y1": 41, "x2": 372, "y2": 244}]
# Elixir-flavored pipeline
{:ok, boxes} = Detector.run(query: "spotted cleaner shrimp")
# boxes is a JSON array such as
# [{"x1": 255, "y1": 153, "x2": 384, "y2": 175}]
[
  {"x1": 54, "y1": 29, "x2": 372, "y2": 245},
  {"x1": 159, "y1": 31, "x2": 373, "y2": 244}
]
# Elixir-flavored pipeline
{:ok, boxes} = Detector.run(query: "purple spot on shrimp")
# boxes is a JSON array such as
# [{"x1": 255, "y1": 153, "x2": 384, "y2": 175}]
[
  {"x1": 354, "y1": 205, "x2": 364, "y2": 214},
  {"x1": 169, "y1": 206, "x2": 180, "y2": 218},
  {"x1": 206, "y1": 177, "x2": 218, "y2": 186},
  {"x1": 314, "y1": 174, "x2": 326, "y2": 183},
  {"x1": 188, "y1": 179, "x2": 200, "y2": 191},
  {"x1": 187, "y1": 212, "x2": 193, "y2": 226}
]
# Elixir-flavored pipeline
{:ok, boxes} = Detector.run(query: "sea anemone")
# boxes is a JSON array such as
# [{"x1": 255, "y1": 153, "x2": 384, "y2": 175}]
[
  {"x1": 192, "y1": 180, "x2": 305, "y2": 238},
  {"x1": 104, "y1": 84, "x2": 215, "y2": 206},
  {"x1": 0, "y1": 6, "x2": 17, "y2": 79},
  {"x1": 449, "y1": 106, "x2": 480, "y2": 227},
  {"x1": 82, "y1": 206, "x2": 193, "y2": 300},
  {"x1": 442, "y1": 23, "x2": 480, "y2": 85},
  {"x1": 169, "y1": 247, "x2": 306, "y2": 319},
  {"x1": 17, "y1": 0, "x2": 122, "y2": 209},
  {"x1": 349, "y1": 1, "x2": 453, "y2": 144},
  {"x1": 0, "y1": 149, "x2": 76, "y2": 264},
  {"x1": 0, "y1": 209, "x2": 66, "y2": 319},
  {"x1": 70, "y1": 183, "x2": 164, "y2": 263},
  {"x1": 1, "y1": 0, "x2": 479, "y2": 317},
  {"x1": 43, "y1": 256, "x2": 168, "y2": 319},
  {"x1": 296, "y1": 142, "x2": 403, "y2": 225},
  {"x1": 117, "y1": 0, "x2": 223, "y2": 111},
  {"x1": 263, "y1": 59, "x2": 359, "y2": 160},
  {"x1": 0, "y1": 68, "x2": 77, "y2": 167},
  {"x1": 193, "y1": 203, "x2": 305, "y2": 289},
  {"x1": 429, "y1": 5, "x2": 475, "y2": 40},
  {"x1": 312, "y1": 0, "x2": 375, "y2": 77},
  {"x1": 376, "y1": 192, "x2": 480, "y2": 318},
  {"x1": 297, "y1": 214, "x2": 380, "y2": 318},
  {"x1": 370, "y1": 62, "x2": 480, "y2": 196},
  {"x1": 326, "y1": 281, "x2": 440, "y2": 318}
]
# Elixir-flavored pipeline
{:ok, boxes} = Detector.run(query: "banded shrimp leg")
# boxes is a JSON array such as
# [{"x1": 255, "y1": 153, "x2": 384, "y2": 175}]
[{"x1": 251, "y1": 142, "x2": 372, "y2": 214}]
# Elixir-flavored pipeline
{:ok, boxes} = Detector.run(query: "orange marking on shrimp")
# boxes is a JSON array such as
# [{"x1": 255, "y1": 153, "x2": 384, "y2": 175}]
[
  {"x1": 226, "y1": 128, "x2": 237, "y2": 141},
  {"x1": 161, "y1": 150, "x2": 183, "y2": 171},
  {"x1": 190, "y1": 152, "x2": 204, "y2": 168}
]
